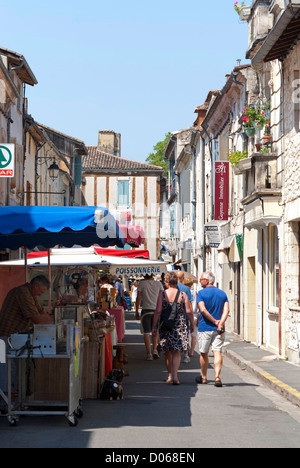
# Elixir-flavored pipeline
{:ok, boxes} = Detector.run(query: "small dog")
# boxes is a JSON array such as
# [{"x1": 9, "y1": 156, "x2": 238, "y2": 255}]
[{"x1": 100, "y1": 369, "x2": 124, "y2": 401}]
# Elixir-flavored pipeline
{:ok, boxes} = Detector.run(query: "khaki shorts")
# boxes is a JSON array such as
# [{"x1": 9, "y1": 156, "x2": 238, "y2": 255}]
[
  {"x1": 198, "y1": 331, "x2": 225, "y2": 353},
  {"x1": 140, "y1": 309, "x2": 155, "y2": 335}
]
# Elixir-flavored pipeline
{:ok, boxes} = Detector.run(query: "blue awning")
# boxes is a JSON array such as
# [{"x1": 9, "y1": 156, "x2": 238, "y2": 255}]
[{"x1": 0, "y1": 206, "x2": 125, "y2": 250}]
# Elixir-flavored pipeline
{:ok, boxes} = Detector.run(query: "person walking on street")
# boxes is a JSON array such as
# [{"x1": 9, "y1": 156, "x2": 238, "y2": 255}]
[
  {"x1": 196, "y1": 272, "x2": 230, "y2": 387},
  {"x1": 152, "y1": 271, "x2": 194, "y2": 385},
  {"x1": 115, "y1": 278, "x2": 124, "y2": 306},
  {"x1": 177, "y1": 271, "x2": 193, "y2": 364},
  {"x1": 131, "y1": 280, "x2": 138, "y2": 307},
  {"x1": 184, "y1": 277, "x2": 198, "y2": 358},
  {"x1": 135, "y1": 274, "x2": 164, "y2": 361}
]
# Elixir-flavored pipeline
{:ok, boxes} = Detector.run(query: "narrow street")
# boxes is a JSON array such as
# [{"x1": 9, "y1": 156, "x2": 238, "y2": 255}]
[{"x1": 1, "y1": 312, "x2": 300, "y2": 449}]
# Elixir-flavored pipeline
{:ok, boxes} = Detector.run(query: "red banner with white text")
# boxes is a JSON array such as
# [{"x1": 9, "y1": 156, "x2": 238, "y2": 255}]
[{"x1": 214, "y1": 161, "x2": 229, "y2": 221}]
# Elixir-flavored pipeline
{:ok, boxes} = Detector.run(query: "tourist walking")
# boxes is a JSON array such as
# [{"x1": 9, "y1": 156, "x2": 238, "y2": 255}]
[
  {"x1": 196, "y1": 272, "x2": 230, "y2": 387},
  {"x1": 152, "y1": 271, "x2": 194, "y2": 385},
  {"x1": 177, "y1": 271, "x2": 193, "y2": 363},
  {"x1": 135, "y1": 274, "x2": 164, "y2": 361},
  {"x1": 115, "y1": 278, "x2": 124, "y2": 306},
  {"x1": 183, "y1": 277, "x2": 198, "y2": 358},
  {"x1": 131, "y1": 280, "x2": 138, "y2": 307}
]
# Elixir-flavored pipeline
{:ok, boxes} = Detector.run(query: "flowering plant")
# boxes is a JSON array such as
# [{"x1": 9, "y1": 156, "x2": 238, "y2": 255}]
[
  {"x1": 228, "y1": 150, "x2": 248, "y2": 166},
  {"x1": 242, "y1": 102, "x2": 269, "y2": 128},
  {"x1": 234, "y1": 2, "x2": 246, "y2": 14}
]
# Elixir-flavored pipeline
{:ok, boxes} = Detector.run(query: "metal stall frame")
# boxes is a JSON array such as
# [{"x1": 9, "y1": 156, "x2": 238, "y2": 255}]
[{"x1": 6, "y1": 323, "x2": 82, "y2": 427}]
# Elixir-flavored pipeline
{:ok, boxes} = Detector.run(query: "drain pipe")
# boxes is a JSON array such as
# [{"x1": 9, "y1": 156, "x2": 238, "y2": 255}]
[
  {"x1": 200, "y1": 135, "x2": 207, "y2": 272},
  {"x1": 201, "y1": 125, "x2": 214, "y2": 221},
  {"x1": 6, "y1": 58, "x2": 25, "y2": 206}
]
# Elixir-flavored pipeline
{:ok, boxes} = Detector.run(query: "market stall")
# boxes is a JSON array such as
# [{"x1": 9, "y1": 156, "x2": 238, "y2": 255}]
[
  {"x1": 0, "y1": 206, "x2": 126, "y2": 426},
  {"x1": 0, "y1": 243, "x2": 168, "y2": 406}
]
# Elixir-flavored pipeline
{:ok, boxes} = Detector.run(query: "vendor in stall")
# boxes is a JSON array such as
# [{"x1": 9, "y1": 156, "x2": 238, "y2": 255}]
[{"x1": 0, "y1": 275, "x2": 53, "y2": 337}]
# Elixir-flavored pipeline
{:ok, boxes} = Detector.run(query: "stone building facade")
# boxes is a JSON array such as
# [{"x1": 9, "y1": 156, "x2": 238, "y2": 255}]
[
  {"x1": 82, "y1": 137, "x2": 164, "y2": 259},
  {"x1": 241, "y1": 0, "x2": 300, "y2": 362},
  {"x1": 161, "y1": 0, "x2": 300, "y2": 362}
]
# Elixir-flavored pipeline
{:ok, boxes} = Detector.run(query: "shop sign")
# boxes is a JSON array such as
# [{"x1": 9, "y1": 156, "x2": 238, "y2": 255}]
[
  {"x1": 111, "y1": 265, "x2": 166, "y2": 276},
  {"x1": 0, "y1": 144, "x2": 15, "y2": 178},
  {"x1": 214, "y1": 161, "x2": 229, "y2": 221},
  {"x1": 204, "y1": 224, "x2": 221, "y2": 248}
]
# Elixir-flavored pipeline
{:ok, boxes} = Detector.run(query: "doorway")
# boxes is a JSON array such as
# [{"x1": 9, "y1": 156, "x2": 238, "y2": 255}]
[
  {"x1": 247, "y1": 257, "x2": 256, "y2": 343},
  {"x1": 233, "y1": 262, "x2": 241, "y2": 335}
]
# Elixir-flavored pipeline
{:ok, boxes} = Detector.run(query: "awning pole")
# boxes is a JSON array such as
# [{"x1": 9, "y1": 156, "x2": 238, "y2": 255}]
[
  {"x1": 24, "y1": 247, "x2": 28, "y2": 283},
  {"x1": 47, "y1": 249, "x2": 51, "y2": 313}
]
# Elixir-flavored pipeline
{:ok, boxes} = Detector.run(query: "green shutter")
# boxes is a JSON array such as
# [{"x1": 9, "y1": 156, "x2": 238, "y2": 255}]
[
  {"x1": 235, "y1": 234, "x2": 243, "y2": 262},
  {"x1": 74, "y1": 156, "x2": 82, "y2": 187}
]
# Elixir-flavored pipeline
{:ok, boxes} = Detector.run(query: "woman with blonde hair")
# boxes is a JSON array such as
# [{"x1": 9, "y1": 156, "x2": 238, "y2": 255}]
[{"x1": 152, "y1": 271, "x2": 194, "y2": 385}]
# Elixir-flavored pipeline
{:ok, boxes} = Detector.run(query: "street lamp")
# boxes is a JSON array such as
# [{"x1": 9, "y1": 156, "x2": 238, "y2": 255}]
[{"x1": 48, "y1": 161, "x2": 60, "y2": 181}]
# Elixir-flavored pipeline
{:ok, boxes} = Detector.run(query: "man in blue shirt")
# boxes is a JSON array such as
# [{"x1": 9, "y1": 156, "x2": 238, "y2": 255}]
[
  {"x1": 196, "y1": 272, "x2": 230, "y2": 387},
  {"x1": 115, "y1": 279, "x2": 124, "y2": 306}
]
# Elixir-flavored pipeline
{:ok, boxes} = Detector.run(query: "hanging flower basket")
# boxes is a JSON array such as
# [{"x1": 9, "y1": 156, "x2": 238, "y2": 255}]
[
  {"x1": 242, "y1": 101, "x2": 270, "y2": 136},
  {"x1": 245, "y1": 127, "x2": 256, "y2": 137}
]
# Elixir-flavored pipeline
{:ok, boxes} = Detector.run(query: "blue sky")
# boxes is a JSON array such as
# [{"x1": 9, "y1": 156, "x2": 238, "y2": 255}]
[{"x1": 0, "y1": 0, "x2": 250, "y2": 162}]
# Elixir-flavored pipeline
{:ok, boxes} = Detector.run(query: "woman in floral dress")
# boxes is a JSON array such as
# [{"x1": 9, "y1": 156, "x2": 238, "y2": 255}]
[{"x1": 152, "y1": 271, "x2": 194, "y2": 385}]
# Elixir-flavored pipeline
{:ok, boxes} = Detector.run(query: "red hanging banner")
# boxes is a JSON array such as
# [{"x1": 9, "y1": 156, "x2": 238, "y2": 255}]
[{"x1": 214, "y1": 162, "x2": 229, "y2": 221}]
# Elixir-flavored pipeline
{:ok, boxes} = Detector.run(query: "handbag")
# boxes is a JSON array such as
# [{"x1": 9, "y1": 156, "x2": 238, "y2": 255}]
[{"x1": 160, "y1": 290, "x2": 181, "y2": 332}]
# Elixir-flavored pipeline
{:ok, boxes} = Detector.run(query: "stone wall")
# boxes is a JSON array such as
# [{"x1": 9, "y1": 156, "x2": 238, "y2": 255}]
[{"x1": 282, "y1": 43, "x2": 300, "y2": 363}]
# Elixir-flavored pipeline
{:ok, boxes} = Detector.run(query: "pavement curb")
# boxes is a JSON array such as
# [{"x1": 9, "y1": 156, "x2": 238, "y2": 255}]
[{"x1": 224, "y1": 347, "x2": 300, "y2": 409}]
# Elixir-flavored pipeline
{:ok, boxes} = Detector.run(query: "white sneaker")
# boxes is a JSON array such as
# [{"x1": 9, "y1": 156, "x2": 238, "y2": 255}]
[
  {"x1": 183, "y1": 355, "x2": 191, "y2": 364},
  {"x1": 153, "y1": 350, "x2": 160, "y2": 360},
  {"x1": 146, "y1": 354, "x2": 153, "y2": 361}
]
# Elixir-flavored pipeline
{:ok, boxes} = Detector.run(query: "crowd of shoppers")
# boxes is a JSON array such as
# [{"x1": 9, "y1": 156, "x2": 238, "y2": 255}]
[{"x1": 135, "y1": 269, "x2": 230, "y2": 388}]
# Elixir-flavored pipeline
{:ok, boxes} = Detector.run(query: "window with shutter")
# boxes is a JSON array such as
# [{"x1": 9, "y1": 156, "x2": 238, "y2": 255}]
[{"x1": 117, "y1": 180, "x2": 130, "y2": 206}]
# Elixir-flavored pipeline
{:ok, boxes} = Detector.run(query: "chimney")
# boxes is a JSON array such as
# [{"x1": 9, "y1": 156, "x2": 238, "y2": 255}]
[{"x1": 98, "y1": 130, "x2": 121, "y2": 157}]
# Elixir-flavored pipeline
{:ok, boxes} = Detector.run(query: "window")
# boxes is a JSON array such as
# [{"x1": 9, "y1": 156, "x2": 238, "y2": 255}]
[
  {"x1": 269, "y1": 224, "x2": 279, "y2": 309},
  {"x1": 180, "y1": 170, "x2": 190, "y2": 217},
  {"x1": 293, "y1": 70, "x2": 300, "y2": 132},
  {"x1": 117, "y1": 180, "x2": 130, "y2": 206},
  {"x1": 170, "y1": 205, "x2": 175, "y2": 237}
]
